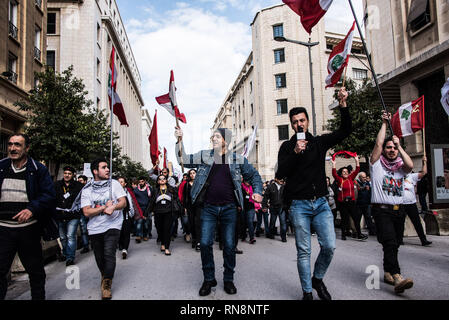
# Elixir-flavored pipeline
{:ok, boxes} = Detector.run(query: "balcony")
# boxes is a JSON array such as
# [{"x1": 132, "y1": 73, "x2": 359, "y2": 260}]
[
  {"x1": 34, "y1": 47, "x2": 41, "y2": 61},
  {"x1": 9, "y1": 22, "x2": 18, "y2": 40},
  {"x1": 7, "y1": 71, "x2": 18, "y2": 84},
  {"x1": 35, "y1": 0, "x2": 42, "y2": 9}
]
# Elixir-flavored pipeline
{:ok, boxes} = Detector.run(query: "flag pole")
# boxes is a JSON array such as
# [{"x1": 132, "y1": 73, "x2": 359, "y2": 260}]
[
  {"x1": 109, "y1": 83, "x2": 114, "y2": 201},
  {"x1": 342, "y1": 64, "x2": 348, "y2": 88},
  {"x1": 347, "y1": 0, "x2": 394, "y2": 135},
  {"x1": 175, "y1": 117, "x2": 185, "y2": 173}
]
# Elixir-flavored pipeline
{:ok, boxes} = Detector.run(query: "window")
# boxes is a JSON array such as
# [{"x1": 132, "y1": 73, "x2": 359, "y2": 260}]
[
  {"x1": 250, "y1": 81, "x2": 253, "y2": 93},
  {"x1": 273, "y1": 24, "x2": 283, "y2": 38},
  {"x1": 407, "y1": 0, "x2": 431, "y2": 33},
  {"x1": 34, "y1": 26, "x2": 41, "y2": 61},
  {"x1": 353, "y1": 68, "x2": 367, "y2": 80},
  {"x1": 8, "y1": 53, "x2": 18, "y2": 84},
  {"x1": 97, "y1": 23, "x2": 101, "y2": 43},
  {"x1": 326, "y1": 43, "x2": 333, "y2": 51},
  {"x1": 251, "y1": 103, "x2": 254, "y2": 116},
  {"x1": 8, "y1": 0, "x2": 18, "y2": 40},
  {"x1": 278, "y1": 125, "x2": 289, "y2": 141},
  {"x1": 0, "y1": 134, "x2": 9, "y2": 160},
  {"x1": 46, "y1": 50, "x2": 56, "y2": 70},
  {"x1": 276, "y1": 99, "x2": 288, "y2": 115},
  {"x1": 274, "y1": 48, "x2": 285, "y2": 63},
  {"x1": 351, "y1": 47, "x2": 363, "y2": 54},
  {"x1": 275, "y1": 73, "x2": 286, "y2": 89},
  {"x1": 97, "y1": 59, "x2": 101, "y2": 79},
  {"x1": 47, "y1": 12, "x2": 56, "y2": 34}
]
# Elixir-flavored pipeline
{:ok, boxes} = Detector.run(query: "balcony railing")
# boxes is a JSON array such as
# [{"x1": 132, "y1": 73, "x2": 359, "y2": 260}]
[
  {"x1": 9, "y1": 22, "x2": 18, "y2": 40},
  {"x1": 35, "y1": 0, "x2": 42, "y2": 9},
  {"x1": 34, "y1": 47, "x2": 41, "y2": 61},
  {"x1": 8, "y1": 71, "x2": 18, "y2": 84}
]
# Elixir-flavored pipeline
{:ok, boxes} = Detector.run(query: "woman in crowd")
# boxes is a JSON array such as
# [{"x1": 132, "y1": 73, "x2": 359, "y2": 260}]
[
  {"x1": 145, "y1": 174, "x2": 181, "y2": 256},
  {"x1": 332, "y1": 156, "x2": 367, "y2": 241},
  {"x1": 183, "y1": 169, "x2": 201, "y2": 251},
  {"x1": 326, "y1": 176, "x2": 337, "y2": 224}
]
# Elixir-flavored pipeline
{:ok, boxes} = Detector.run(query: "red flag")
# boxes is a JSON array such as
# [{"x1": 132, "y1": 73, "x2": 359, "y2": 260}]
[
  {"x1": 148, "y1": 110, "x2": 160, "y2": 166},
  {"x1": 332, "y1": 151, "x2": 358, "y2": 161},
  {"x1": 282, "y1": 0, "x2": 333, "y2": 34},
  {"x1": 155, "y1": 70, "x2": 187, "y2": 123},
  {"x1": 163, "y1": 147, "x2": 168, "y2": 169},
  {"x1": 391, "y1": 96, "x2": 425, "y2": 138},
  {"x1": 108, "y1": 46, "x2": 129, "y2": 126}
]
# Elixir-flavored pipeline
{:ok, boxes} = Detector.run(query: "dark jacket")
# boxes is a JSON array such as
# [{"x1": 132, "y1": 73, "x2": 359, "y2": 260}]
[
  {"x1": 145, "y1": 186, "x2": 182, "y2": 218},
  {"x1": 0, "y1": 157, "x2": 56, "y2": 236},
  {"x1": 54, "y1": 179, "x2": 83, "y2": 221},
  {"x1": 277, "y1": 107, "x2": 351, "y2": 204},
  {"x1": 262, "y1": 182, "x2": 284, "y2": 210},
  {"x1": 356, "y1": 180, "x2": 371, "y2": 206}
]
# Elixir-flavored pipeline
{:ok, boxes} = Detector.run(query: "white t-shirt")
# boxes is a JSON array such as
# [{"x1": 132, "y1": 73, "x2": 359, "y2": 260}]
[
  {"x1": 370, "y1": 159, "x2": 406, "y2": 205},
  {"x1": 403, "y1": 173, "x2": 420, "y2": 205},
  {"x1": 81, "y1": 179, "x2": 126, "y2": 235}
]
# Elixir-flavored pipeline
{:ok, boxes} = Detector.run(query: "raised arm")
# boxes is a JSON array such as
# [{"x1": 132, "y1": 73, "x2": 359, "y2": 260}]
[
  {"x1": 370, "y1": 112, "x2": 390, "y2": 165},
  {"x1": 394, "y1": 135, "x2": 413, "y2": 174},
  {"x1": 418, "y1": 156, "x2": 427, "y2": 180},
  {"x1": 174, "y1": 126, "x2": 202, "y2": 169}
]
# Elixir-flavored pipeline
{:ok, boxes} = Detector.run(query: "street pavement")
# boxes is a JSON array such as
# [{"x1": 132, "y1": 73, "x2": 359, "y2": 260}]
[{"x1": 6, "y1": 228, "x2": 449, "y2": 300}]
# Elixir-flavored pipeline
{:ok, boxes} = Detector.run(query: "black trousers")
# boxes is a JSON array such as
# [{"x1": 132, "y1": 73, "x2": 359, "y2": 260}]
[
  {"x1": 156, "y1": 213, "x2": 173, "y2": 249},
  {"x1": 371, "y1": 206, "x2": 405, "y2": 275},
  {"x1": 0, "y1": 223, "x2": 46, "y2": 300},
  {"x1": 403, "y1": 203, "x2": 427, "y2": 243},
  {"x1": 357, "y1": 205, "x2": 376, "y2": 235},
  {"x1": 339, "y1": 201, "x2": 362, "y2": 235},
  {"x1": 90, "y1": 229, "x2": 121, "y2": 280},
  {"x1": 188, "y1": 206, "x2": 202, "y2": 244},
  {"x1": 119, "y1": 219, "x2": 133, "y2": 251}
]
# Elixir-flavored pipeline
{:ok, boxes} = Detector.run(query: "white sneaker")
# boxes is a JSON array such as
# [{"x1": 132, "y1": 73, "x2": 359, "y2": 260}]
[{"x1": 122, "y1": 249, "x2": 127, "y2": 259}]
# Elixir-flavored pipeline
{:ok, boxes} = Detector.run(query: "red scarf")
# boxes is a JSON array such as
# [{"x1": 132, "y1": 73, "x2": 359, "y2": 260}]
[
  {"x1": 332, "y1": 150, "x2": 357, "y2": 161},
  {"x1": 127, "y1": 187, "x2": 144, "y2": 219}
]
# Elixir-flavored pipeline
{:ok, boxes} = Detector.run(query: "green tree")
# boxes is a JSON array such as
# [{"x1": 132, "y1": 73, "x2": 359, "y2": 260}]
[
  {"x1": 15, "y1": 66, "x2": 121, "y2": 178},
  {"x1": 113, "y1": 155, "x2": 148, "y2": 181},
  {"x1": 325, "y1": 78, "x2": 390, "y2": 168}
]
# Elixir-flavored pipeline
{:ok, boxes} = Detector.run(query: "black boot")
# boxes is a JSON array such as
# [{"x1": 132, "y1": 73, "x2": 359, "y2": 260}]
[{"x1": 312, "y1": 277, "x2": 332, "y2": 300}]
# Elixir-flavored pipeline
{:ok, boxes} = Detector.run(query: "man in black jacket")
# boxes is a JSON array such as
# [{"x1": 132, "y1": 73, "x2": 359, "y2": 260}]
[
  {"x1": 263, "y1": 177, "x2": 287, "y2": 242},
  {"x1": 54, "y1": 166, "x2": 83, "y2": 266},
  {"x1": 277, "y1": 87, "x2": 351, "y2": 300}
]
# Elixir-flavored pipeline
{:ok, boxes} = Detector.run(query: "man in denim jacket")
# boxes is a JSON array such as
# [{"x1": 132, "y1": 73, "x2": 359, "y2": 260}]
[{"x1": 175, "y1": 127, "x2": 263, "y2": 297}]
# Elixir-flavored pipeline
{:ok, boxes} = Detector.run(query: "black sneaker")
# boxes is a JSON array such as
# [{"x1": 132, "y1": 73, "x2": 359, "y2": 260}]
[
  {"x1": 66, "y1": 260, "x2": 74, "y2": 267},
  {"x1": 281, "y1": 238, "x2": 287, "y2": 243},
  {"x1": 302, "y1": 292, "x2": 313, "y2": 300},
  {"x1": 224, "y1": 281, "x2": 237, "y2": 295},
  {"x1": 80, "y1": 247, "x2": 90, "y2": 254},
  {"x1": 196, "y1": 243, "x2": 201, "y2": 251},
  {"x1": 199, "y1": 279, "x2": 217, "y2": 296},
  {"x1": 341, "y1": 234, "x2": 347, "y2": 241},
  {"x1": 235, "y1": 248, "x2": 243, "y2": 254},
  {"x1": 312, "y1": 277, "x2": 332, "y2": 300},
  {"x1": 356, "y1": 234, "x2": 368, "y2": 241},
  {"x1": 421, "y1": 240, "x2": 432, "y2": 246}
]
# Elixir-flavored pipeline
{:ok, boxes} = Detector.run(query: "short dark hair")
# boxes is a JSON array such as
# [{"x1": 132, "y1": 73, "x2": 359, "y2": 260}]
[
  {"x1": 289, "y1": 107, "x2": 309, "y2": 122},
  {"x1": 91, "y1": 158, "x2": 108, "y2": 175},
  {"x1": 9, "y1": 133, "x2": 30, "y2": 147},
  {"x1": 382, "y1": 137, "x2": 394, "y2": 150},
  {"x1": 78, "y1": 175, "x2": 88, "y2": 182},
  {"x1": 117, "y1": 176, "x2": 127, "y2": 183},
  {"x1": 138, "y1": 176, "x2": 146, "y2": 181}
]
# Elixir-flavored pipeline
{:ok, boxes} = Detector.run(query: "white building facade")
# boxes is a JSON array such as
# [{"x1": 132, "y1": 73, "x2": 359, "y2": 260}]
[{"x1": 46, "y1": 0, "x2": 146, "y2": 166}]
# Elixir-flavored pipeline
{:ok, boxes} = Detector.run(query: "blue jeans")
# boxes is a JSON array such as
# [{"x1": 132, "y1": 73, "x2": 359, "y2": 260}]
[
  {"x1": 256, "y1": 210, "x2": 270, "y2": 235},
  {"x1": 269, "y1": 207, "x2": 287, "y2": 239},
  {"x1": 289, "y1": 197, "x2": 336, "y2": 293},
  {"x1": 137, "y1": 217, "x2": 151, "y2": 238},
  {"x1": 58, "y1": 219, "x2": 80, "y2": 261},
  {"x1": 79, "y1": 215, "x2": 89, "y2": 248},
  {"x1": 246, "y1": 208, "x2": 256, "y2": 239},
  {"x1": 200, "y1": 203, "x2": 237, "y2": 282}
]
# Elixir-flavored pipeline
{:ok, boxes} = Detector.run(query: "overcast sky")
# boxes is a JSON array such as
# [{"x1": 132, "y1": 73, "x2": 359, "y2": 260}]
[{"x1": 116, "y1": 0, "x2": 364, "y2": 174}]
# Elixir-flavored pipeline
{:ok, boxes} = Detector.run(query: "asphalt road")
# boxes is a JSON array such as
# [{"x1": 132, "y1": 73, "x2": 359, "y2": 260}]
[{"x1": 6, "y1": 227, "x2": 449, "y2": 300}]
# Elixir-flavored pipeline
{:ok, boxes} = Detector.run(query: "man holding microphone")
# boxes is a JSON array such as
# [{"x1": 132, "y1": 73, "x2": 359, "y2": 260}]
[{"x1": 277, "y1": 87, "x2": 351, "y2": 300}]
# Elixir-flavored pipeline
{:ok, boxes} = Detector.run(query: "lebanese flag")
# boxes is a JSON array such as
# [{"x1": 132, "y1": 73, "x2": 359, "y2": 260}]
[
  {"x1": 392, "y1": 96, "x2": 425, "y2": 138},
  {"x1": 282, "y1": 0, "x2": 333, "y2": 34},
  {"x1": 148, "y1": 110, "x2": 160, "y2": 166},
  {"x1": 163, "y1": 147, "x2": 168, "y2": 169},
  {"x1": 108, "y1": 46, "x2": 129, "y2": 126},
  {"x1": 155, "y1": 70, "x2": 187, "y2": 123},
  {"x1": 325, "y1": 21, "x2": 356, "y2": 88}
]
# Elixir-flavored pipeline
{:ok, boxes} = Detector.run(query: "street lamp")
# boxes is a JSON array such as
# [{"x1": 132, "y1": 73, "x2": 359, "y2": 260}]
[{"x1": 275, "y1": 36, "x2": 319, "y2": 136}]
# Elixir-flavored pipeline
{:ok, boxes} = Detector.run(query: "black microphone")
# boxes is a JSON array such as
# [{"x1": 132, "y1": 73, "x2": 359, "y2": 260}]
[{"x1": 296, "y1": 127, "x2": 306, "y2": 153}]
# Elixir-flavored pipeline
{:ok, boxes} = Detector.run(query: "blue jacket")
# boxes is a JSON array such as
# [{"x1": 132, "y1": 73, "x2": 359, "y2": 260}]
[
  {"x1": 0, "y1": 156, "x2": 56, "y2": 222},
  {"x1": 175, "y1": 142, "x2": 263, "y2": 209}
]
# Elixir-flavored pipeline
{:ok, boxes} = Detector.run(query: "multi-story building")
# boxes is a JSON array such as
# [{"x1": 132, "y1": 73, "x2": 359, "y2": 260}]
[
  {"x1": 46, "y1": 0, "x2": 145, "y2": 165},
  {"x1": 364, "y1": 0, "x2": 449, "y2": 210},
  {"x1": 1, "y1": 0, "x2": 47, "y2": 158},
  {"x1": 213, "y1": 4, "x2": 369, "y2": 181}
]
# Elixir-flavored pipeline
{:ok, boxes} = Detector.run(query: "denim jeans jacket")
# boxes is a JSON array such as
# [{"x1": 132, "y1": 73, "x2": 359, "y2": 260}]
[{"x1": 175, "y1": 142, "x2": 263, "y2": 209}]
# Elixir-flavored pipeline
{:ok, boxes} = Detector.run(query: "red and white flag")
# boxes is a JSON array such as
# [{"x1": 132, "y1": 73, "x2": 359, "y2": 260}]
[
  {"x1": 108, "y1": 46, "x2": 129, "y2": 126},
  {"x1": 155, "y1": 70, "x2": 187, "y2": 123},
  {"x1": 325, "y1": 22, "x2": 356, "y2": 88},
  {"x1": 282, "y1": 0, "x2": 333, "y2": 34},
  {"x1": 392, "y1": 96, "x2": 425, "y2": 138},
  {"x1": 163, "y1": 147, "x2": 168, "y2": 169},
  {"x1": 148, "y1": 110, "x2": 160, "y2": 166}
]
